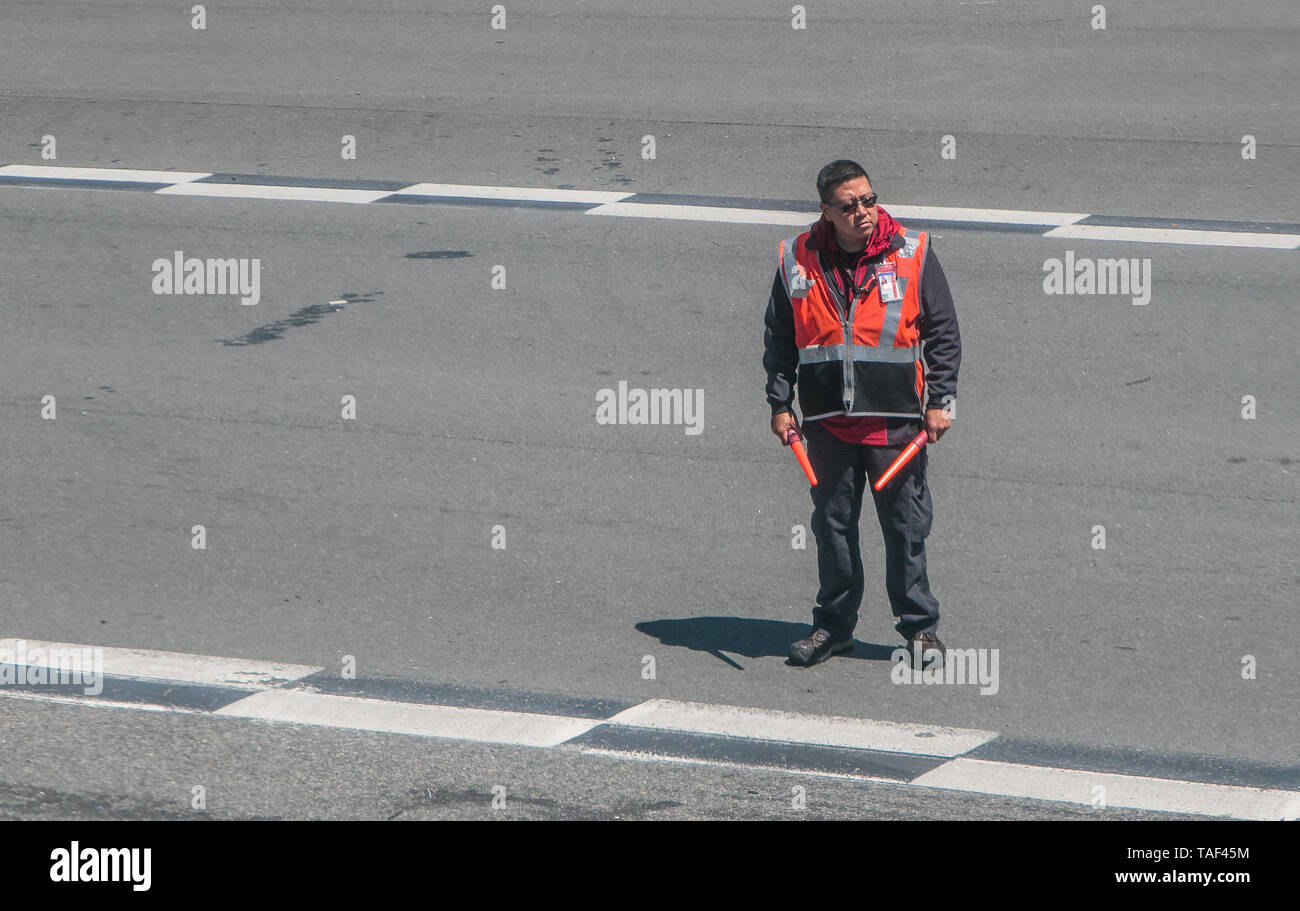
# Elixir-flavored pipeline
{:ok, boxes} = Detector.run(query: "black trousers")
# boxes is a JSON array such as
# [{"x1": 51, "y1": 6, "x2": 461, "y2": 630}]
[{"x1": 802, "y1": 420, "x2": 941, "y2": 641}]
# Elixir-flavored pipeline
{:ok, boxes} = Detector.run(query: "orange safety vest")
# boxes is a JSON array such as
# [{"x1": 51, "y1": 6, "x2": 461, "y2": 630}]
[{"x1": 777, "y1": 228, "x2": 927, "y2": 420}]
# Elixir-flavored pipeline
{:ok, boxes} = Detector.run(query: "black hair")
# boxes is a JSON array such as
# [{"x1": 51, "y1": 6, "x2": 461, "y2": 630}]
[{"x1": 816, "y1": 159, "x2": 871, "y2": 204}]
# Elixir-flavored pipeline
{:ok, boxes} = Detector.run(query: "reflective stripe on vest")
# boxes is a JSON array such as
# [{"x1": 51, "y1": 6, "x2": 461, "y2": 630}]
[
  {"x1": 798, "y1": 343, "x2": 920, "y2": 365},
  {"x1": 779, "y1": 235, "x2": 811, "y2": 300}
]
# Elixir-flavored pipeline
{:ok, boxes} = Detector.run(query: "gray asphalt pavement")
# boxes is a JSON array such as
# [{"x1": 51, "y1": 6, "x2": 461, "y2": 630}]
[
  {"x1": 0, "y1": 695, "x2": 1198, "y2": 821},
  {"x1": 0, "y1": 0, "x2": 1296, "y2": 820}
]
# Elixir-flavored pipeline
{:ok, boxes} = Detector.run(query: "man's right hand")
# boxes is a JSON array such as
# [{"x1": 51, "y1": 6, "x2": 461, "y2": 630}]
[{"x1": 771, "y1": 411, "x2": 799, "y2": 446}]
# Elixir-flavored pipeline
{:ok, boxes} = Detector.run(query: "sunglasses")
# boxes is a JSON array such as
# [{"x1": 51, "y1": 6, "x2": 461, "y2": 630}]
[{"x1": 837, "y1": 194, "x2": 878, "y2": 214}]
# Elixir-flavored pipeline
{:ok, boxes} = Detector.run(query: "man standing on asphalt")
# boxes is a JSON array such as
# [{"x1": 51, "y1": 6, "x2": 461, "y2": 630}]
[{"x1": 763, "y1": 159, "x2": 961, "y2": 668}]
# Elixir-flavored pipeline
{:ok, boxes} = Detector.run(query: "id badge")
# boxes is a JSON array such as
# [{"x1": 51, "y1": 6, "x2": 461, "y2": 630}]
[{"x1": 877, "y1": 269, "x2": 903, "y2": 302}]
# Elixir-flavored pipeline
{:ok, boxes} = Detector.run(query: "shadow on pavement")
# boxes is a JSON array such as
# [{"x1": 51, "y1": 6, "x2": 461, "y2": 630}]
[{"x1": 635, "y1": 617, "x2": 897, "y2": 670}]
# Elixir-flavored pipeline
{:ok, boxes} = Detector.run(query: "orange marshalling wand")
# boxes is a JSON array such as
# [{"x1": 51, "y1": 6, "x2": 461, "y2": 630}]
[
  {"x1": 873, "y1": 430, "x2": 930, "y2": 491},
  {"x1": 784, "y1": 429, "x2": 818, "y2": 486}
]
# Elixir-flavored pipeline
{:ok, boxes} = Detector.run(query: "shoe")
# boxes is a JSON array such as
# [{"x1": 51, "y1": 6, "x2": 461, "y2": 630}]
[
  {"x1": 789, "y1": 628, "x2": 854, "y2": 666},
  {"x1": 904, "y1": 631, "x2": 946, "y2": 668}
]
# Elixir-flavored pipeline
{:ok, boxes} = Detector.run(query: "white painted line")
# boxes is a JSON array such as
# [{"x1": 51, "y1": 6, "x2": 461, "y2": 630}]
[
  {"x1": 604, "y1": 699, "x2": 997, "y2": 757},
  {"x1": 1044, "y1": 223, "x2": 1300, "y2": 249},
  {"x1": 886, "y1": 204, "x2": 1088, "y2": 226},
  {"x1": 214, "y1": 689, "x2": 599, "y2": 748},
  {"x1": 586, "y1": 201, "x2": 813, "y2": 226},
  {"x1": 573, "y1": 746, "x2": 903, "y2": 784},
  {"x1": 156, "y1": 183, "x2": 392, "y2": 204},
  {"x1": 5, "y1": 164, "x2": 1295, "y2": 251},
  {"x1": 392, "y1": 182, "x2": 633, "y2": 204},
  {"x1": 588, "y1": 202, "x2": 1085, "y2": 228},
  {"x1": 0, "y1": 164, "x2": 212, "y2": 183},
  {"x1": 0, "y1": 164, "x2": 210, "y2": 181},
  {"x1": 911, "y1": 758, "x2": 1300, "y2": 820},
  {"x1": 0, "y1": 638, "x2": 320, "y2": 690},
  {"x1": 0, "y1": 690, "x2": 208, "y2": 714}
]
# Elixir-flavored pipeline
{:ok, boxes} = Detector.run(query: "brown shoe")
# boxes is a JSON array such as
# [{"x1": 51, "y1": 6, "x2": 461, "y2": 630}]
[
  {"x1": 905, "y1": 632, "x2": 946, "y2": 669},
  {"x1": 789, "y1": 628, "x2": 854, "y2": 666}
]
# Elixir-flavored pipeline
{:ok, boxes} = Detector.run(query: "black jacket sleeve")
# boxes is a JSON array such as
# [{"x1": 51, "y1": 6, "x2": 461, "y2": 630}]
[
  {"x1": 762, "y1": 269, "x2": 798, "y2": 416},
  {"x1": 919, "y1": 245, "x2": 961, "y2": 411}
]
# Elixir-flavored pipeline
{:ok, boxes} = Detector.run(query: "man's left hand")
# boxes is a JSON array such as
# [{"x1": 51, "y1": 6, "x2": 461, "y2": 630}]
[{"x1": 924, "y1": 408, "x2": 952, "y2": 443}]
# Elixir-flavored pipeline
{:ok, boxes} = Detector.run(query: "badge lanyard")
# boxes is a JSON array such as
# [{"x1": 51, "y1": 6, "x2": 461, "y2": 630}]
[{"x1": 841, "y1": 256, "x2": 901, "y2": 305}]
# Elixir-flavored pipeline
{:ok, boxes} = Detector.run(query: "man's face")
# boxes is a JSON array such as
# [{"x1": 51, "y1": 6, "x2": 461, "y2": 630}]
[{"x1": 820, "y1": 176, "x2": 878, "y2": 248}]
